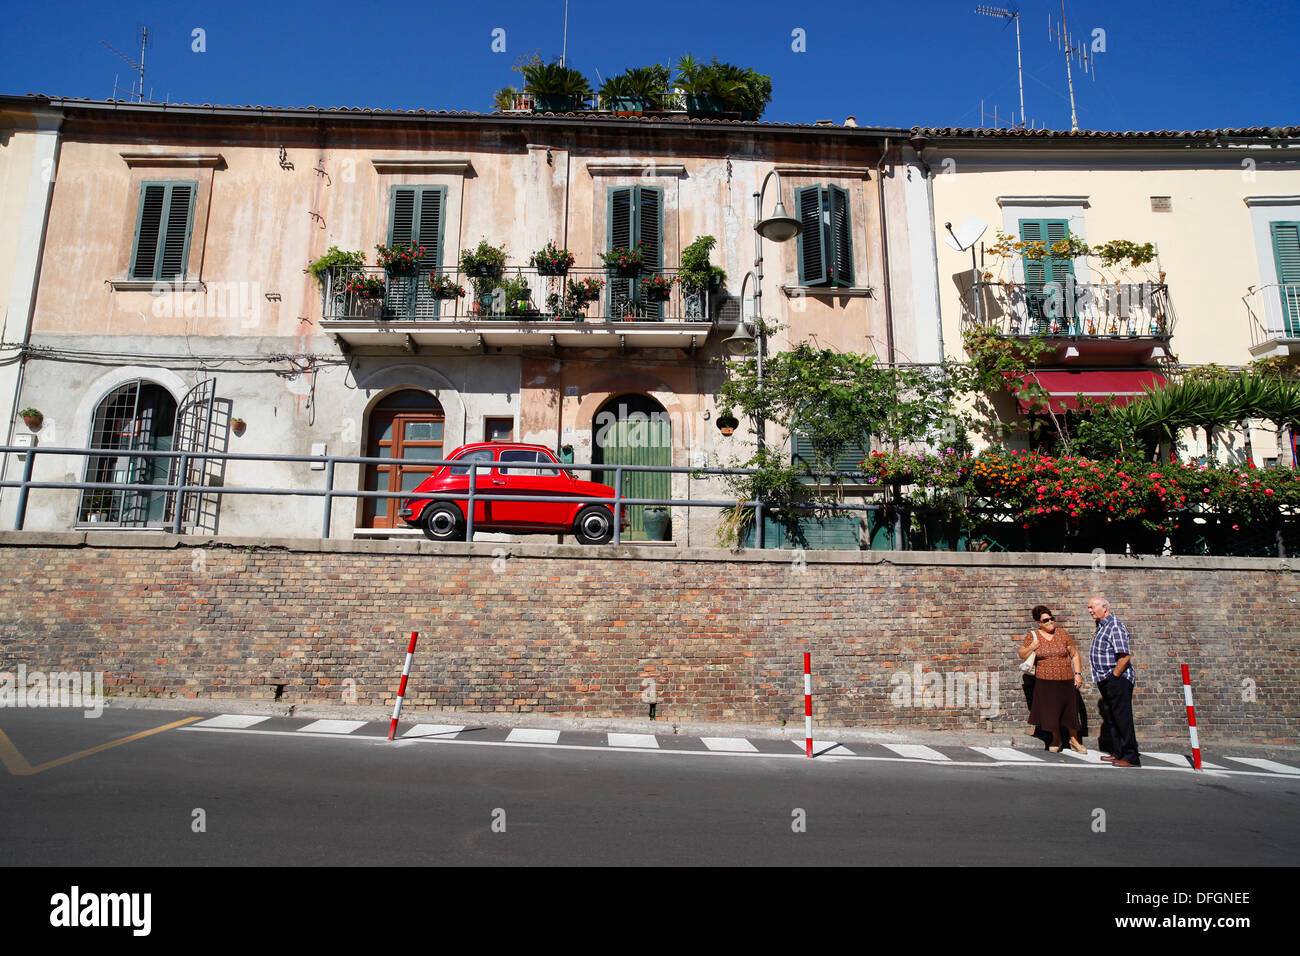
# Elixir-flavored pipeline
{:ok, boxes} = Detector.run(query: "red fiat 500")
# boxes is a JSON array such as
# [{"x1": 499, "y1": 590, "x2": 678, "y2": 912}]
[{"x1": 398, "y1": 442, "x2": 625, "y2": 544}]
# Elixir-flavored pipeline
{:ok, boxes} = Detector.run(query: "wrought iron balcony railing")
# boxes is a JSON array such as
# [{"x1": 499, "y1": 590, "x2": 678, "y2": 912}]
[
  {"x1": 961, "y1": 280, "x2": 1176, "y2": 339},
  {"x1": 322, "y1": 266, "x2": 723, "y2": 324},
  {"x1": 1244, "y1": 283, "x2": 1300, "y2": 348}
]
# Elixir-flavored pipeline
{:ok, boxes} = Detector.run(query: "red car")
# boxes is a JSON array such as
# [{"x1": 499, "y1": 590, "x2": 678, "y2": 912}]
[{"x1": 398, "y1": 442, "x2": 625, "y2": 544}]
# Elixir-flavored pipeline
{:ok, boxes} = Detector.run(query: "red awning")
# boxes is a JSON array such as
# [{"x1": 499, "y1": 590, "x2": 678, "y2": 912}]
[{"x1": 1014, "y1": 369, "x2": 1167, "y2": 414}]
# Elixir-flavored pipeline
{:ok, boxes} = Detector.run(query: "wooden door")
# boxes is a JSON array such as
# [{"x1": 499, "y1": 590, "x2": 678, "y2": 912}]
[{"x1": 364, "y1": 393, "x2": 444, "y2": 529}]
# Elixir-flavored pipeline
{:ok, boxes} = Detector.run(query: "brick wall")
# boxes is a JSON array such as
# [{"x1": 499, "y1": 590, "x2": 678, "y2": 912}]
[{"x1": 1, "y1": 532, "x2": 1296, "y2": 743}]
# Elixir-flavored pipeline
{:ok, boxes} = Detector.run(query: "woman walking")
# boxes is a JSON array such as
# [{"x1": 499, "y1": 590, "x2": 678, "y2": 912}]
[{"x1": 1017, "y1": 605, "x2": 1086, "y2": 754}]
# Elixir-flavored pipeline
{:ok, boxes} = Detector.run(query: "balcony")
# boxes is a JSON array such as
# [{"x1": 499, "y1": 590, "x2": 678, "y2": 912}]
[
  {"x1": 1244, "y1": 283, "x2": 1300, "y2": 358},
  {"x1": 319, "y1": 266, "x2": 731, "y2": 351},
  {"x1": 961, "y1": 280, "x2": 1175, "y2": 362}
]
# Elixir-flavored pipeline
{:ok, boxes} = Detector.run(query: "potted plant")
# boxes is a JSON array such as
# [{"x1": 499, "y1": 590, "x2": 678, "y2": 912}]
[
  {"x1": 82, "y1": 490, "x2": 113, "y2": 523},
  {"x1": 529, "y1": 242, "x2": 575, "y2": 276},
  {"x1": 375, "y1": 243, "x2": 426, "y2": 276},
  {"x1": 307, "y1": 247, "x2": 365, "y2": 291},
  {"x1": 674, "y1": 55, "x2": 773, "y2": 120},
  {"x1": 19, "y1": 407, "x2": 42, "y2": 430},
  {"x1": 521, "y1": 58, "x2": 592, "y2": 113},
  {"x1": 568, "y1": 276, "x2": 605, "y2": 304},
  {"x1": 598, "y1": 64, "x2": 671, "y2": 113},
  {"x1": 640, "y1": 273, "x2": 676, "y2": 303},
  {"x1": 460, "y1": 240, "x2": 508, "y2": 312},
  {"x1": 231, "y1": 417, "x2": 246, "y2": 437},
  {"x1": 716, "y1": 409, "x2": 739, "y2": 435},
  {"x1": 559, "y1": 444, "x2": 575, "y2": 463},
  {"x1": 601, "y1": 242, "x2": 645, "y2": 277},
  {"x1": 344, "y1": 274, "x2": 386, "y2": 300},
  {"x1": 428, "y1": 273, "x2": 466, "y2": 300},
  {"x1": 500, "y1": 275, "x2": 534, "y2": 318}
]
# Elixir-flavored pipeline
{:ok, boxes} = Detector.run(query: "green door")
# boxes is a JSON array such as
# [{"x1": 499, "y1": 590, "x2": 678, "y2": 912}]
[
  {"x1": 595, "y1": 396, "x2": 671, "y2": 539},
  {"x1": 1019, "y1": 219, "x2": 1075, "y2": 332}
]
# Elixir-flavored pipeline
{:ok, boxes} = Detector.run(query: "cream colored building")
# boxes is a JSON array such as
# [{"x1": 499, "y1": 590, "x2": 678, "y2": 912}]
[{"x1": 917, "y1": 125, "x2": 1300, "y2": 463}]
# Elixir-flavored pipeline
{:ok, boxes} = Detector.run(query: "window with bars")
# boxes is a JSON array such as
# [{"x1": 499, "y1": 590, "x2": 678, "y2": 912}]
[
  {"x1": 129, "y1": 182, "x2": 198, "y2": 280},
  {"x1": 795, "y1": 185, "x2": 854, "y2": 287},
  {"x1": 79, "y1": 380, "x2": 177, "y2": 526}
]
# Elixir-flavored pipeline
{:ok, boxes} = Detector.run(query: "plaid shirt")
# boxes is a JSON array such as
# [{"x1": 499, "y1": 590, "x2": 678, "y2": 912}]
[{"x1": 1090, "y1": 613, "x2": 1135, "y2": 686}]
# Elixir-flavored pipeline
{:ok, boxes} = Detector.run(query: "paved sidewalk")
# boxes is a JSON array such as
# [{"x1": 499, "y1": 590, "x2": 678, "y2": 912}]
[{"x1": 100, "y1": 696, "x2": 1300, "y2": 760}]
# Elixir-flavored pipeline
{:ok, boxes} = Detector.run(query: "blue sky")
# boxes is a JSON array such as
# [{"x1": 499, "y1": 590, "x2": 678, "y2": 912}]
[{"x1": 2, "y1": 0, "x2": 1297, "y2": 130}]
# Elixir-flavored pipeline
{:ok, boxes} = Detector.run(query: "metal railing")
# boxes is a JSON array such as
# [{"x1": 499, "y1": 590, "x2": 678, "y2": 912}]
[
  {"x1": 1244, "y1": 283, "x2": 1300, "y2": 348},
  {"x1": 962, "y1": 280, "x2": 1175, "y2": 339},
  {"x1": 323, "y1": 266, "x2": 723, "y2": 324},
  {"x1": 0, "y1": 444, "x2": 890, "y2": 548}
]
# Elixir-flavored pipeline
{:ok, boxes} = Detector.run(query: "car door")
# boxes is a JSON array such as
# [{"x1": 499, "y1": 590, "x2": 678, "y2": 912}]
[
  {"x1": 447, "y1": 447, "x2": 496, "y2": 524},
  {"x1": 494, "y1": 449, "x2": 568, "y2": 528}
]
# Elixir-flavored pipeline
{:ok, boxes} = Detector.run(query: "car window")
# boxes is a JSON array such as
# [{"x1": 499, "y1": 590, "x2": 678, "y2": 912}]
[
  {"x1": 449, "y1": 448, "x2": 495, "y2": 475},
  {"x1": 497, "y1": 449, "x2": 559, "y2": 477}
]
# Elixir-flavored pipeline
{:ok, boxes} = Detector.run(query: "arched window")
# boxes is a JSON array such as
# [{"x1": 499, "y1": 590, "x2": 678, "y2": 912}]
[{"x1": 80, "y1": 381, "x2": 178, "y2": 526}]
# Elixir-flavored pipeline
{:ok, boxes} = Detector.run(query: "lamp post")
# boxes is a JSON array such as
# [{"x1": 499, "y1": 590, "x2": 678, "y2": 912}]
[{"x1": 721, "y1": 169, "x2": 802, "y2": 548}]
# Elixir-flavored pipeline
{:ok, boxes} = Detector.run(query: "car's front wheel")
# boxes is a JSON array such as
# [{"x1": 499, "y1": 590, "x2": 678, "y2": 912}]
[
  {"x1": 573, "y1": 505, "x2": 614, "y2": 545},
  {"x1": 422, "y1": 502, "x2": 466, "y2": 542}
]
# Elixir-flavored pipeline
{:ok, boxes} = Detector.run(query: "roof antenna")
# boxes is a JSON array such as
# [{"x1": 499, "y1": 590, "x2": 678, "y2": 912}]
[
  {"x1": 1047, "y1": 1, "x2": 1094, "y2": 131},
  {"x1": 975, "y1": 6, "x2": 1026, "y2": 129},
  {"x1": 560, "y1": 0, "x2": 569, "y2": 67},
  {"x1": 101, "y1": 24, "x2": 151, "y2": 102}
]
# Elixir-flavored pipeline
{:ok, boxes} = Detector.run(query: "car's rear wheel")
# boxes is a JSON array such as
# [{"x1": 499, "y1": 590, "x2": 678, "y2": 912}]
[
  {"x1": 422, "y1": 502, "x2": 466, "y2": 541},
  {"x1": 573, "y1": 505, "x2": 614, "y2": 545}
]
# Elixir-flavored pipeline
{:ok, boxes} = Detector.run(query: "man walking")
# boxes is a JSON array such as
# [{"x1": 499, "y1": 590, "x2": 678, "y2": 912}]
[{"x1": 1087, "y1": 596, "x2": 1140, "y2": 768}]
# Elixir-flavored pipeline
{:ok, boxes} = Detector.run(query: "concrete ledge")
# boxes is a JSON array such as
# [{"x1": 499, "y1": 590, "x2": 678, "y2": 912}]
[{"x1": 0, "y1": 529, "x2": 1291, "y2": 571}]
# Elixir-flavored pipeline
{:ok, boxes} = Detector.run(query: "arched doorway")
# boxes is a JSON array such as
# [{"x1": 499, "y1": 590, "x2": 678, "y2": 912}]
[
  {"x1": 593, "y1": 393, "x2": 671, "y2": 540},
  {"x1": 363, "y1": 390, "x2": 445, "y2": 530},
  {"x1": 80, "y1": 380, "x2": 178, "y2": 526}
]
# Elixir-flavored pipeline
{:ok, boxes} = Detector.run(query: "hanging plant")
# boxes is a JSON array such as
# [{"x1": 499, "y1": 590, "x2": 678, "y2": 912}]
[
  {"x1": 428, "y1": 274, "x2": 466, "y2": 299},
  {"x1": 375, "y1": 243, "x2": 426, "y2": 275},
  {"x1": 529, "y1": 242, "x2": 575, "y2": 276},
  {"x1": 344, "y1": 275, "x2": 386, "y2": 299},
  {"x1": 601, "y1": 242, "x2": 645, "y2": 276},
  {"x1": 640, "y1": 273, "x2": 677, "y2": 302}
]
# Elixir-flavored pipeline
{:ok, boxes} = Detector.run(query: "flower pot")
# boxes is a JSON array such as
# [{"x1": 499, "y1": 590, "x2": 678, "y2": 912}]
[
  {"x1": 643, "y1": 288, "x2": 671, "y2": 303},
  {"x1": 716, "y1": 415, "x2": 738, "y2": 436},
  {"x1": 642, "y1": 506, "x2": 671, "y2": 541},
  {"x1": 535, "y1": 265, "x2": 569, "y2": 277},
  {"x1": 607, "y1": 264, "x2": 641, "y2": 278},
  {"x1": 231, "y1": 420, "x2": 246, "y2": 437},
  {"x1": 605, "y1": 96, "x2": 648, "y2": 114},
  {"x1": 685, "y1": 93, "x2": 725, "y2": 117},
  {"x1": 21, "y1": 412, "x2": 42, "y2": 430},
  {"x1": 532, "y1": 94, "x2": 582, "y2": 113}
]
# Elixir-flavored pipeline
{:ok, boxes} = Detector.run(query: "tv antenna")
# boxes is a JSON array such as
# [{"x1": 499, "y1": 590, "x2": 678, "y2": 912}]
[
  {"x1": 1048, "y1": 1, "x2": 1094, "y2": 131},
  {"x1": 101, "y1": 25, "x2": 151, "y2": 102},
  {"x1": 975, "y1": 6, "x2": 1025, "y2": 129},
  {"x1": 560, "y1": 1, "x2": 569, "y2": 67}
]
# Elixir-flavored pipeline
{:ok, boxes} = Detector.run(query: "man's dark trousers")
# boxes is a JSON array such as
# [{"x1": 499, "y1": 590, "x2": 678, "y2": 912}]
[{"x1": 1098, "y1": 676, "x2": 1140, "y2": 765}]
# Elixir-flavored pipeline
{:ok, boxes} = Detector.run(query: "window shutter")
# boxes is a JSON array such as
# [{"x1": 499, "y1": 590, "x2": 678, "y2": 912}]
[
  {"x1": 1271, "y1": 221, "x2": 1300, "y2": 333},
  {"x1": 828, "y1": 185, "x2": 853, "y2": 286},
  {"x1": 388, "y1": 186, "x2": 417, "y2": 247},
  {"x1": 796, "y1": 186, "x2": 826, "y2": 286},
  {"x1": 636, "y1": 186, "x2": 663, "y2": 318},
  {"x1": 608, "y1": 187, "x2": 635, "y2": 316},
  {"x1": 792, "y1": 427, "x2": 870, "y2": 479},
  {"x1": 414, "y1": 187, "x2": 444, "y2": 254},
  {"x1": 130, "y1": 182, "x2": 195, "y2": 280}
]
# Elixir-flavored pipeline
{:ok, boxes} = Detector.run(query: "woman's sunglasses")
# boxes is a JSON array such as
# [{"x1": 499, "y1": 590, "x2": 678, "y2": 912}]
[{"x1": 1040, "y1": 616, "x2": 1055, "y2": 623}]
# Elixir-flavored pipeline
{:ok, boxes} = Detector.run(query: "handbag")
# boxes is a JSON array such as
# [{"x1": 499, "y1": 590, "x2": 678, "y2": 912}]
[{"x1": 1018, "y1": 630, "x2": 1037, "y2": 673}]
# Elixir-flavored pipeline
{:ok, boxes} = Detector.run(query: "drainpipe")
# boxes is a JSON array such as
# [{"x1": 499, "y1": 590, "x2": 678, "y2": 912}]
[
  {"x1": 875, "y1": 138, "x2": 896, "y2": 366},
  {"x1": 0, "y1": 106, "x2": 63, "y2": 510}
]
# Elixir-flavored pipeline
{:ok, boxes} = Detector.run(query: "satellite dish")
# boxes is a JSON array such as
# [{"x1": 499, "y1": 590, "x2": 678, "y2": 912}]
[{"x1": 944, "y1": 215, "x2": 989, "y2": 252}]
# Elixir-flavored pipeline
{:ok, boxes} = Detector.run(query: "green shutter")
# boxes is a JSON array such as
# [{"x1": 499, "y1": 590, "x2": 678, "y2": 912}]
[
  {"x1": 607, "y1": 187, "x2": 634, "y2": 318},
  {"x1": 388, "y1": 186, "x2": 417, "y2": 247},
  {"x1": 828, "y1": 185, "x2": 853, "y2": 286},
  {"x1": 635, "y1": 185, "x2": 663, "y2": 319},
  {"x1": 796, "y1": 186, "x2": 826, "y2": 286},
  {"x1": 130, "y1": 182, "x2": 196, "y2": 281},
  {"x1": 388, "y1": 186, "x2": 445, "y2": 319},
  {"x1": 1271, "y1": 222, "x2": 1300, "y2": 335},
  {"x1": 792, "y1": 427, "x2": 870, "y2": 480},
  {"x1": 1019, "y1": 219, "x2": 1074, "y2": 329}
]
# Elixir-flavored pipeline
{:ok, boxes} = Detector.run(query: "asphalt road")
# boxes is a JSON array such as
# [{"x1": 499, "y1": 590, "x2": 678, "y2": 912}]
[{"x1": 2, "y1": 707, "x2": 1298, "y2": 866}]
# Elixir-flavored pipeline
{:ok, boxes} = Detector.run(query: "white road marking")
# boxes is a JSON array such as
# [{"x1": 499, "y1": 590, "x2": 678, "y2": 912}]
[
  {"x1": 1142, "y1": 752, "x2": 1225, "y2": 770},
  {"x1": 1223, "y1": 757, "x2": 1300, "y2": 775},
  {"x1": 194, "y1": 714, "x2": 270, "y2": 729},
  {"x1": 1061, "y1": 749, "x2": 1107, "y2": 764},
  {"x1": 971, "y1": 747, "x2": 1042, "y2": 762},
  {"x1": 296, "y1": 719, "x2": 368, "y2": 734},
  {"x1": 701, "y1": 737, "x2": 758, "y2": 752},
  {"x1": 506, "y1": 728, "x2": 561, "y2": 744},
  {"x1": 400, "y1": 724, "x2": 464, "y2": 739},
  {"x1": 607, "y1": 733, "x2": 658, "y2": 749},
  {"x1": 797, "y1": 740, "x2": 854, "y2": 757},
  {"x1": 881, "y1": 744, "x2": 949, "y2": 761}
]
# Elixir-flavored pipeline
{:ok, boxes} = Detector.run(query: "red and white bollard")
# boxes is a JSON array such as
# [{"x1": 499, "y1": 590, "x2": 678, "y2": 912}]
[
  {"x1": 1181, "y1": 664, "x2": 1202, "y2": 770},
  {"x1": 387, "y1": 631, "x2": 419, "y2": 741},
  {"x1": 804, "y1": 652, "x2": 813, "y2": 758}
]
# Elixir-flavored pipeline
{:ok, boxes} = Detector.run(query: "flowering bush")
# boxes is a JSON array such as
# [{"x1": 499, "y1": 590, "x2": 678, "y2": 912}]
[
  {"x1": 460, "y1": 240, "x2": 507, "y2": 278},
  {"x1": 640, "y1": 273, "x2": 677, "y2": 300},
  {"x1": 529, "y1": 242, "x2": 576, "y2": 275},
  {"x1": 427, "y1": 274, "x2": 465, "y2": 299},
  {"x1": 862, "y1": 449, "x2": 972, "y2": 487},
  {"x1": 376, "y1": 243, "x2": 426, "y2": 274},
  {"x1": 566, "y1": 276, "x2": 605, "y2": 303},
  {"x1": 601, "y1": 242, "x2": 645, "y2": 273},
  {"x1": 344, "y1": 275, "x2": 386, "y2": 299}
]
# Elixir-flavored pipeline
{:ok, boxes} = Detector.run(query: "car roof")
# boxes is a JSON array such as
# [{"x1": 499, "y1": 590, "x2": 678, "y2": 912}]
[{"x1": 449, "y1": 442, "x2": 557, "y2": 455}]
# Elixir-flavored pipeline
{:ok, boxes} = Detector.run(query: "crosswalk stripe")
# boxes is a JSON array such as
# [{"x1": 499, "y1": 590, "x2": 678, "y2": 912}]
[
  {"x1": 796, "y1": 740, "x2": 854, "y2": 756},
  {"x1": 1141, "y1": 751, "x2": 1224, "y2": 769},
  {"x1": 400, "y1": 724, "x2": 464, "y2": 740},
  {"x1": 1223, "y1": 756, "x2": 1300, "y2": 775},
  {"x1": 194, "y1": 714, "x2": 269, "y2": 729},
  {"x1": 296, "y1": 719, "x2": 367, "y2": 735},
  {"x1": 971, "y1": 746, "x2": 1042, "y2": 762},
  {"x1": 608, "y1": 733, "x2": 658, "y2": 749},
  {"x1": 881, "y1": 744, "x2": 949, "y2": 761},
  {"x1": 701, "y1": 737, "x2": 758, "y2": 753},
  {"x1": 1061, "y1": 748, "x2": 1107, "y2": 764},
  {"x1": 505, "y1": 728, "x2": 561, "y2": 744}
]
